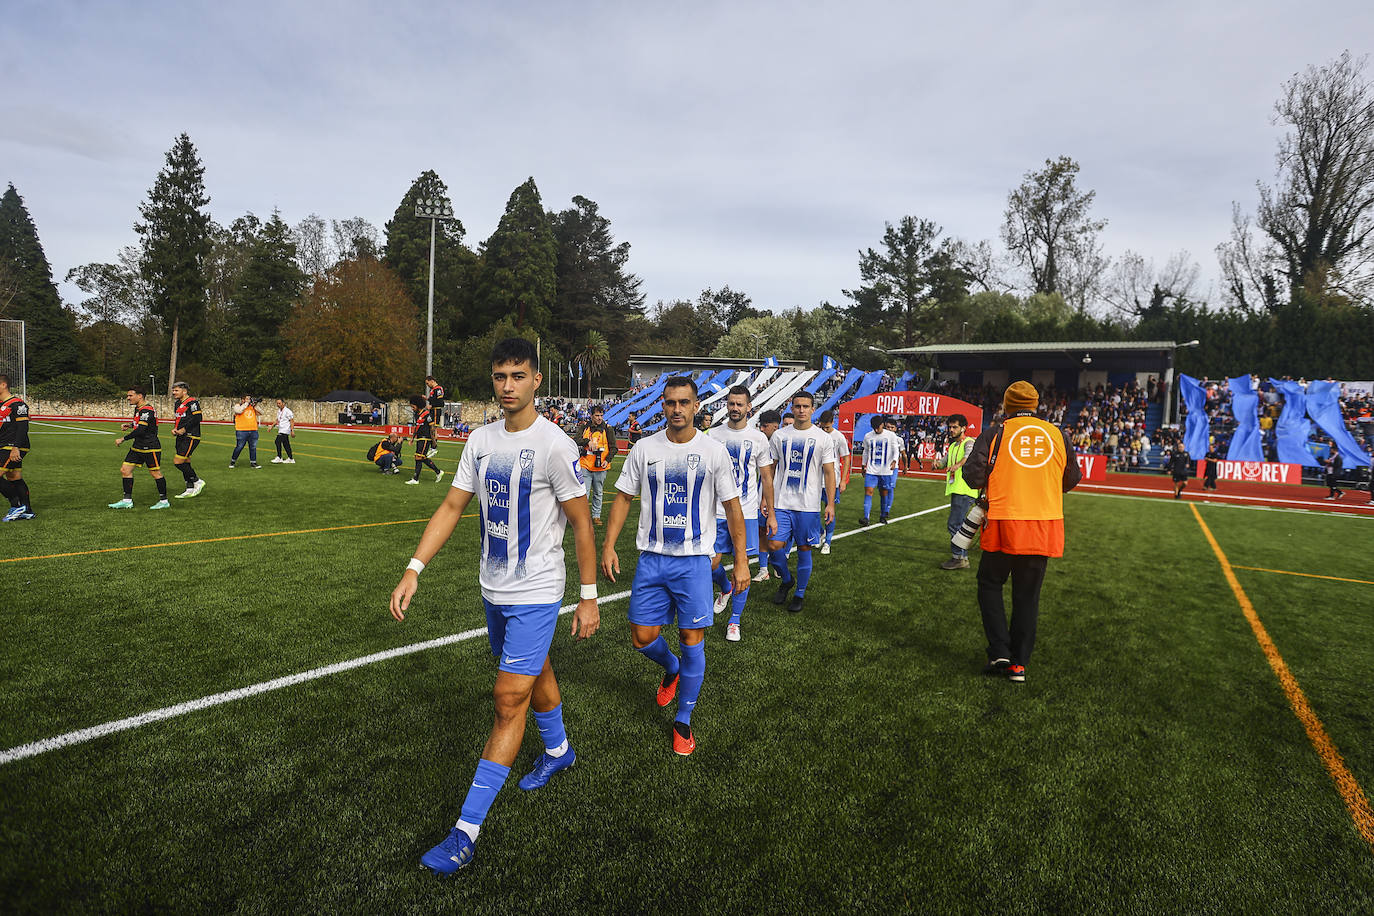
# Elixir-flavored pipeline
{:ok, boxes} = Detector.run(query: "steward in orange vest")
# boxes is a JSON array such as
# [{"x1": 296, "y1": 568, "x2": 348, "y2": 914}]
[{"x1": 961, "y1": 381, "x2": 1082, "y2": 682}]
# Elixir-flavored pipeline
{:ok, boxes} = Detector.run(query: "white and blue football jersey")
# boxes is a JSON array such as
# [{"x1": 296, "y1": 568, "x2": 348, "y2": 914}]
[
  {"x1": 615, "y1": 430, "x2": 739, "y2": 556},
  {"x1": 453, "y1": 416, "x2": 586, "y2": 604},
  {"x1": 862, "y1": 429, "x2": 903, "y2": 476},
  {"x1": 709, "y1": 424, "x2": 773, "y2": 520},
  {"x1": 770, "y1": 424, "x2": 836, "y2": 512}
]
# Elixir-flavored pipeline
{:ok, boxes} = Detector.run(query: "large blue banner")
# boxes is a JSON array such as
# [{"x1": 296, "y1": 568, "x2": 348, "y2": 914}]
[
  {"x1": 1225, "y1": 375, "x2": 1264, "y2": 461},
  {"x1": 1178, "y1": 374, "x2": 1210, "y2": 459},
  {"x1": 1268, "y1": 379, "x2": 1321, "y2": 466},
  {"x1": 1305, "y1": 380, "x2": 1373, "y2": 467}
]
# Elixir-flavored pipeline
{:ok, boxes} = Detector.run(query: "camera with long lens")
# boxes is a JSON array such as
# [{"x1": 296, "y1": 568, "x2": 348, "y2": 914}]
[{"x1": 951, "y1": 497, "x2": 988, "y2": 550}]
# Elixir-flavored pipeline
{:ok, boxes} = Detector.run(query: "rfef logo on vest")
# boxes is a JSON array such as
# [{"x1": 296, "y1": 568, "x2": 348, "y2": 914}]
[{"x1": 1008, "y1": 427, "x2": 1056, "y2": 469}]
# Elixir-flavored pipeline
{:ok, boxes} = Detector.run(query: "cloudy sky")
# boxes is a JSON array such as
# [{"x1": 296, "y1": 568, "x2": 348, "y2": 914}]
[{"x1": 3, "y1": 1, "x2": 1369, "y2": 314}]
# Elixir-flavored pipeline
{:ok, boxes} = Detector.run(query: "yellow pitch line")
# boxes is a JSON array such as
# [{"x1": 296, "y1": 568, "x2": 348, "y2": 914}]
[
  {"x1": 1190, "y1": 504, "x2": 1374, "y2": 855},
  {"x1": 1231, "y1": 565, "x2": 1374, "y2": 587},
  {"x1": 0, "y1": 515, "x2": 478, "y2": 564}
]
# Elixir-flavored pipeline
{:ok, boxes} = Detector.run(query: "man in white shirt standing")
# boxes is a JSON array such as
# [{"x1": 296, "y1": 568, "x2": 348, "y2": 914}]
[
  {"x1": 765, "y1": 391, "x2": 836, "y2": 614},
  {"x1": 817, "y1": 409, "x2": 850, "y2": 555},
  {"x1": 708, "y1": 385, "x2": 775, "y2": 641},
  {"x1": 602, "y1": 376, "x2": 750, "y2": 756},
  {"x1": 389, "y1": 338, "x2": 600, "y2": 875},
  {"x1": 271, "y1": 399, "x2": 295, "y2": 464}
]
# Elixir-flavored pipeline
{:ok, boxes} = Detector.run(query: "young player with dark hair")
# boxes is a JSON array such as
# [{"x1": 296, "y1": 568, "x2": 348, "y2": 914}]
[
  {"x1": 170, "y1": 381, "x2": 205, "y2": 498},
  {"x1": 404, "y1": 395, "x2": 443, "y2": 484},
  {"x1": 0, "y1": 374, "x2": 34, "y2": 521},
  {"x1": 817, "y1": 409, "x2": 850, "y2": 553},
  {"x1": 863, "y1": 417, "x2": 902, "y2": 523},
  {"x1": 708, "y1": 384, "x2": 775, "y2": 641},
  {"x1": 602, "y1": 376, "x2": 750, "y2": 755},
  {"x1": 392, "y1": 337, "x2": 599, "y2": 875},
  {"x1": 110, "y1": 387, "x2": 169, "y2": 510},
  {"x1": 766, "y1": 391, "x2": 837, "y2": 613}
]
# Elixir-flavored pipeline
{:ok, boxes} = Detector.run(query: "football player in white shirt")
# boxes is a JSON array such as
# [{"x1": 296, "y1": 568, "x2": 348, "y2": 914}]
[
  {"x1": 602, "y1": 376, "x2": 751, "y2": 756},
  {"x1": 816, "y1": 409, "x2": 850, "y2": 554},
  {"x1": 389, "y1": 338, "x2": 600, "y2": 875},
  {"x1": 765, "y1": 391, "x2": 836, "y2": 614},
  {"x1": 708, "y1": 385, "x2": 775, "y2": 641},
  {"x1": 860, "y1": 416, "x2": 903, "y2": 524}
]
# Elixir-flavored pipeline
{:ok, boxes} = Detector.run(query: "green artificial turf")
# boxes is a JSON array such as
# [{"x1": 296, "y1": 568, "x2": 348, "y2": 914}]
[{"x1": 1, "y1": 421, "x2": 1371, "y2": 914}]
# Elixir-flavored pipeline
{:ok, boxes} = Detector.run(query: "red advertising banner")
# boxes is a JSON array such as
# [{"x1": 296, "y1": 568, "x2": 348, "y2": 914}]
[
  {"x1": 1076, "y1": 453, "x2": 1107, "y2": 481},
  {"x1": 1198, "y1": 460, "x2": 1302, "y2": 484}
]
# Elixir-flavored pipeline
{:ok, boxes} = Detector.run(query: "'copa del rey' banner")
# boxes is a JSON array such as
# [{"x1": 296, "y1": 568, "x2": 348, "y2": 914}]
[
  {"x1": 1076, "y1": 454, "x2": 1107, "y2": 481},
  {"x1": 1198, "y1": 459, "x2": 1302, "y2": 484}
]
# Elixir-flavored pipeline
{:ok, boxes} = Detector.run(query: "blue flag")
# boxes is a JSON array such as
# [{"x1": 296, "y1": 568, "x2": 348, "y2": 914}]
[
  {"x1": 822, "y1": 355, "x2": 836, "y2": 371},
  {"x1": 764, "y1": 356, "x2": 778, "y2": 368},
  {"x1": 1178, "y1": 374, "x2": 1210, "y2": 459},
  {"x1": 1225, "y1": 375, "x2": 1264, "y2": 461},
  {"x1": 1305, "y1": 380, "x2": 1372, "y2": 467},
  {"x1": 1268, "y1": 378, "x2": 1320, "y2": 466},
  {"x1": 578, "y1": 361, "x2": 584, "y2": 380}
]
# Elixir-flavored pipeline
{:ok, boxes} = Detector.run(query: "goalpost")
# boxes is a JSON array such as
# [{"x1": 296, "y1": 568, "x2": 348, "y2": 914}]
[{"x1": 0, "y1": 319, "x2": 24, "y2": 399}]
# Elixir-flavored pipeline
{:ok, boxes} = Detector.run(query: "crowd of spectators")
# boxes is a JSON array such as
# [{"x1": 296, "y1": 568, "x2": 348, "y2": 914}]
[{"x1": 1066, "y1": 381, "x2": 1156, "y2": 472}]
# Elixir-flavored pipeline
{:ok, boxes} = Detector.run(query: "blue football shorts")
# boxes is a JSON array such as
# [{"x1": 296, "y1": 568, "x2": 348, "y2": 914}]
[
  {"x1": 627, "y1": 553, "x2": 713, "y2": 630},
  {"x1": 772, "y1": 508, "x2": 823, "y2": 549},
  {"x1": 483, "y1": 598, "x2": 562, "y2": 676},
  {"x1": 864, "y1": 471, "x2": 897, "y2": 490},
  {"x1": 713, "y1": 516, "x2": 760, "y2": 557}
]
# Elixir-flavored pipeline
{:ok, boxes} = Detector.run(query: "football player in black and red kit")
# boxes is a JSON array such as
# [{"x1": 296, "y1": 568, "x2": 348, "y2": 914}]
[
  {"x1": 405, "y1": 395, "x2": 444, "y2": 484},
  {"x1": 425, "y1": 375, "x2": 446, "y2": 428},
  {"x1": 0, "y1": 373, "x2": 34, "y2": 521},
  {"x1": 110, "y1": 386, "x2": 169, "y2": 510},
  {"x1": 170, "y1": 381, "x2": 205, "y2": 498}
]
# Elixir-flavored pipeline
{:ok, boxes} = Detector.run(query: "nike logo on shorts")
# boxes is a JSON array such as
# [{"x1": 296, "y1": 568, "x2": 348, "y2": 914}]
[{"x1": 503, "y1": 656, "x2": 528, "y2": 665}]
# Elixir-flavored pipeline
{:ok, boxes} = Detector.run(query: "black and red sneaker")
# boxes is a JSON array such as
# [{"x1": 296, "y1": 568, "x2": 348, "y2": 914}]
[{"x1": 1007, "y1": 664, "x2": 1026, "y2": 683}]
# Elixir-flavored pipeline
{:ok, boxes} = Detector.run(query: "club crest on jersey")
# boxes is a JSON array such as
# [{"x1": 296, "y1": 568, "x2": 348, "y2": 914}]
[
  {"x1": 687, "y1": 453, "x2": 701, "y2": 470},
  {"x1": 520, "y1": 449, "x2": 535, "y2": 469},
  {"x1": 572, "y1": 460, "x2": 584, "y2": 483}
]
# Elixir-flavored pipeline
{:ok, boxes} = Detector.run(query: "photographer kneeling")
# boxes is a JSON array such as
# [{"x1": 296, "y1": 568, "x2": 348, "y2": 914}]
[
  {"x1": 368, "y1": 432, "x2": 405, "y2": 474},
  {"x1": 961, "y1": 381, "x2": 1081, "y2": 683}
]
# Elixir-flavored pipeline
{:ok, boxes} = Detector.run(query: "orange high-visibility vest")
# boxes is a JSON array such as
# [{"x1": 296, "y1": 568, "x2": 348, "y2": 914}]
[{"x1": 982, "y1": 415, "x2": 1068, "y2": 557}]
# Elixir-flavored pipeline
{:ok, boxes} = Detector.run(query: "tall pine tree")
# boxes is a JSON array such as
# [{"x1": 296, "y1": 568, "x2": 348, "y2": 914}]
[
  {"x1": 136, "y1": 133, "x2": 211, "y2": 389},
  {"x1": 474, "y1": 178, "x2": 557, "y2": 336},
  {"x1": 238, "y1": 210, "x2": 306, "y2": 374},
  {"x1": 0, "y1": 184, "x2": 80, "y2": 383},
  {"x1": 549, "y1": 195, "x2": 644, "y2": 353}
]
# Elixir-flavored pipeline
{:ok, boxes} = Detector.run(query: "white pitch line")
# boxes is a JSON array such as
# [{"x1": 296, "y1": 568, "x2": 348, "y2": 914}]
[
  {"x1": 31, "y1": 421, "x2": 116, "y2": 435},
  {"x1": 0, "y1": 503, "x2": 948, "y2": 766}
]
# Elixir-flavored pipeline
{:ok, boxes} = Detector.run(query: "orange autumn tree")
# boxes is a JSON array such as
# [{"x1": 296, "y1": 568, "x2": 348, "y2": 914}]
[{"x1": 284, "y1": 254, "x2": 422, "y2": 397}]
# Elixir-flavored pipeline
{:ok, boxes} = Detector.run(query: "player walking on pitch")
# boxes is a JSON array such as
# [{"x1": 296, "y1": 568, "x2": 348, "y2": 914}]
[
  {"x1": 765, "y1": 391, "x2": 836, "y2": 613},
  {"x1": 170, "y1": 381, "x2": 205, "y2": 498},
  {"x1": 860, "y1": 416, "x2": 902, "y2": 524},
  {"x1": 601, "y1": 376, "x2": 751, "y2": 755},
  {"x1": 390, "y1": 338, "x2": 600, "y2": 875},
  {"x1": 110, "y1": 387, "x2": 169, "y2": 510},
  {"x1": 708, "y1": 385, "x2": 775, "y2": 641},
  {"x1": 404, "y1": 395, "x2": 443, "y2": 484},
  {"x1": 0, "y1": 374, "x2": 34, "y2": 520}
]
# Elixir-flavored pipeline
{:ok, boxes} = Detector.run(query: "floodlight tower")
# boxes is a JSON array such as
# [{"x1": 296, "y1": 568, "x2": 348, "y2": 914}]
[{"x1": 414, "y1": 197, "x2": 455, "y2": 377}]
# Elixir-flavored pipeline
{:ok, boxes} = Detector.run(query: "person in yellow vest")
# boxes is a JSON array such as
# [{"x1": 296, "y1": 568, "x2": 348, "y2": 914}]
[
  {"x1": 576, "y1": 404, "x2": 618, "y2": 525},
  {"x1": 229, "y1": 394, "x2": 262, "y2": 469},
  {"x1": 935, "y1": 413, "x2": 977, "y2": 570},
  {"x1": 961, "y1": 382, "x2": 1081, "y2": 683}
]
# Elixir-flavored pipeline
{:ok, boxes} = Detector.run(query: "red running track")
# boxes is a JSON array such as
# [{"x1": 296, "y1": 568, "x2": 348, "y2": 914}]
[{"x1": 887, "y1": 465, "x2": 1374, "y2": 517}]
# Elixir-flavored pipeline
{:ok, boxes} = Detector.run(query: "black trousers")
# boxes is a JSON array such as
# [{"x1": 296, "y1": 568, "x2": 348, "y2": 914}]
[
  {"x1": 977, "y1": 550, "x2": 1049, "y2": 666},
  {"x1": 275, "y1": 433, "x2": 293, "y2": 459}
]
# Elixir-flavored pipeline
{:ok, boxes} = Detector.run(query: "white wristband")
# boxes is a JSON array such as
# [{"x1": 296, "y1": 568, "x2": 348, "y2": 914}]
[
  {"x1": 406, "y1": 558, "x2": 425, "y2": 575},
  {"x1": 580, "y1": 583, "x2": 597, "y2": 600}
]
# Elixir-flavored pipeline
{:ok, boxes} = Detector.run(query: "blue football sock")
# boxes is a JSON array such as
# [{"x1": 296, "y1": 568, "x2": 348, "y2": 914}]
[
  {"x1": 457, "y1": 758, "x2": 511, "y2": 830},
  {"x1": 711, "y1": 564, "x2": 730, "y2": 595},
  {"x1": 795, "y1": 550, "x2": 814, "y2": 597},
  {"x1": 769, "y1": 548, "x2": 792, "y2": 585},
  {"x1": 863, "y1": 492, "x2": 873, "y2": 518},
  {"x1": 729, "y1": 585, "x2": 749, "y2": 625},
  {"x1": 883, "y1": 487, "x2": 895, "y2": 515},
  {"x1": 637, "y1": 636, "x2": 680, "y2": 678},
  {"x1": 675, "y1": 641, "x2": 705, "y2": 726},
  {"x1": 532, "y1": 703, "x2": 567, "y2": 753}
]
